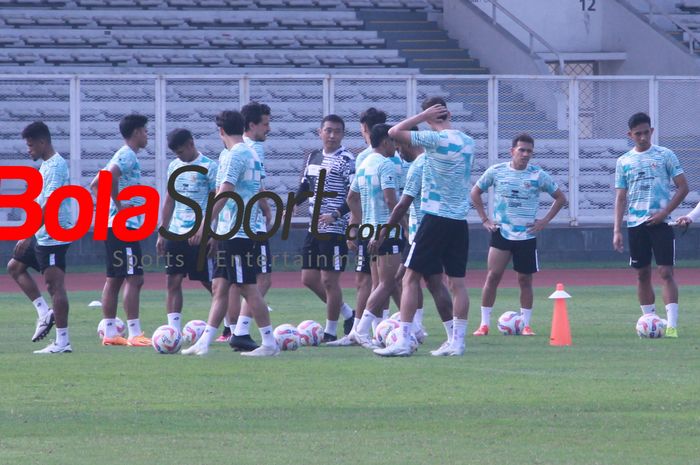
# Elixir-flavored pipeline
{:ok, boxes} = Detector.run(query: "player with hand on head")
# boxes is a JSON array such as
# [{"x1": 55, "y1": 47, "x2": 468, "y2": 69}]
[
  {"x1": 471, "y1": 133, "x2": 567, "y2": 337},
  {"x1": 614, "y1": 112, "x2": 688, "y2": 338},
  {"x1": 7, "y1": 122, "x2": 74, "y2": 353}
]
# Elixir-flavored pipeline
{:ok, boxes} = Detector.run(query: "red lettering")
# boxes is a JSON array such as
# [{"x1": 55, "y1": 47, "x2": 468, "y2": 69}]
[
  {"x1": 45, "y1": 185, "x2": 93, "y2": 242},
  {"x1": 92, "y1": 170, "x2": 112, "y2": 240},
  {"x1": 112, "y1": 185, "x2": 160, "y2": 242},
  {"x1": 0, "y1": 166, "x2": 43, "y2": 240}
]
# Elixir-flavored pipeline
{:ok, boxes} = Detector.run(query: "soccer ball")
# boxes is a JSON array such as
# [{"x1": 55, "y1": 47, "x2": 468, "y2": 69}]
[
  {"x1": 636, "y1": 313, "x2": 667, "y2": 338},
  {"x1": 151, "y1": 325, "x2": 182, "y2": 354},
  {"x1": 182, "y1": 320, "x2": 207, "y2": 346},
  {"x1": 297, "y1": 320, "x2": 324, "y2": 346},
  {"x1": 273, "y1": 324, "x2": 300, "y2": 351},
  {"x1": 497, "y1": 311, "x2": 525, "y2": 335},
  {"x1": 390, "y1": 311, "x2": 401, "y2": 321},
  {"x1": 97, "y1": 317, "x2": 126, "y2": 339},
  {"x1": 385, "y1": 327, "x2": 419, "y2": 352},
  {"x1": 374, "y1": 319, "x2": 400, "y2": 347}
]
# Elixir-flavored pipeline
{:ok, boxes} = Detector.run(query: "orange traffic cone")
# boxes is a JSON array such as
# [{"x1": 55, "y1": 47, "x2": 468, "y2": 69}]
[{"x1": 549, "y1": 283, "x2": 572, "y2": 346}]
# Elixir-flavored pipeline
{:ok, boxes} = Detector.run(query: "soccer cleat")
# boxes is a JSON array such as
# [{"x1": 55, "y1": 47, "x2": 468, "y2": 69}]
[
  {"x1": 472, "y1": 325, "x2": 489, "y2": 336},
  {"x1": 229, "y1": 334, "x2": 259, "y2": 352},
  {"x1": 414, "y1": 326, "x2": 428, "y2": 344},
  {"x1": 321, "y1": 332, "x2": 337, "y2": 343},
  {"x1": 215, "y1": 335, "x2": 230, "y2": 343},
  {"x1": 343, "y1": 313, "x2": 355, "y2": 335},
  {"x1": 666, "y1": 327, "x2": 678, "y2": 338},
  {"x1": 324, "y1": 334, "x2": 357, "y2": 346},
  {"x1": 446, "y1": 344, "x2": 466, "y2": 356},
  {"x1": 430, "y1": 340, "x2": 453, "y2": 356},
  {"x1": 352, "y1": 332, "x2": 380, "y2": 350},
  {"x1": 181, "y1": 342, "x2": 208, "y2": 355},
  {"x1": 373, "y1": 344, "x2": 412, "y2": 357},
  {"x1": 521, "y1": 326, "x2": 536, "y2": 336},
  {"x1": 32, "y1": 309, "x2": 55, "y2": 342},
  {"x1": 102, "y1": 335, "x2": 128, "y2": 346},
  {"x1": 240, "y1": 344, "x2": 280, "y2": 357},
  {"x1": 127, "y1": 333, "x2": 152, "y2": 347},
  {"x1": 33, "y1": 341, "x2": 72, "y2": 354}
]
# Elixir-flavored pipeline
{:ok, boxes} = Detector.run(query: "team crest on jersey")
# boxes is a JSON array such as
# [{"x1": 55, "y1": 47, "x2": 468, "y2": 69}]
[{"x1": 523, "y1": 181, "x2": 531, "y2": 189}]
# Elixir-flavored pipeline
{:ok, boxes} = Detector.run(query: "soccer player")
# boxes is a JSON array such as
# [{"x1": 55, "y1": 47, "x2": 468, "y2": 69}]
[
  {"x1": 182, "y1": 110, "x2": 277, "y2": 357},
  {"x1": 295, "y1": 115, "x2": 356, "y2": 342},
  {"x1": 613, "y1": 112, "x2": 688, "y2": 338},
  {"x1": 376, "y1": 97, "x2": 475, "y2": 357},
  {"x1": 470, "y1": 133, "x2": 567, "y2": 336},
  {"x1": 155, "y1": 128, "x2": 217, "y2": 331},
  {"x1": 339, "y1": 124, "x2": 404, "y2": 348},
  {"x1": 226, "y1": 101, "x2": 273, "y2": 352},
  {"x1": 90, "y1": 114, "x2": 151, "y2": 347},
  {"x1": 6, "y1": 122, "x2": 74, "y2": 353}
]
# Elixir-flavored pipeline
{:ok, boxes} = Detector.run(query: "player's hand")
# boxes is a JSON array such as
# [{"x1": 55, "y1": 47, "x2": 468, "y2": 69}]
[
  {"x1": 14, "y1": 238, "x2": 31, "y2": 257},
  {"x1": 526, "y1": 219, "x2": 548, "y2": 234},
  {"x1": 368, "y1": 238, "x2": 382, "y2": 255},
  {"x1": 347, "y1": 240, "x2": 357, "y2": 252},
  {"x1": 676, "y1": 216, "x2": 693, "y2": 227},
  {"x1": 613, "y1": 231, "x2": 624, "y2": 253},
  {"x1": 645, "y1": 211, "x2": 667, "y2": 226},
  {"x1": 420, "y1": 104, "x2": 448, "y2": 124},
  {"x1": 265, "y1": 212, "x2": 274, "y2": 231},
  {"x1": 156, "y1": 236, "x2": 165, "y2": 256},
  {"x1": 481, "y1": 219, "x2": 499, "y2": 232},
  {"x1": 188, "y1": 225, "x2": 204, "y2": 246},
  {"x1": 319, "y1": 213, "x2": 335, "y2": 226}
]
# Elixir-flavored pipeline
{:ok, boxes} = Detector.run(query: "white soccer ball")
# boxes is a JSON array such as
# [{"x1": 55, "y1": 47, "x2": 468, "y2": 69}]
[
  {"x1": 636, "y1": 313, "x2": 666, "y2": 338},
  {"x1": 390, "y1": 311, "x2": 401, "y2": 321},
  {"x1": 374, "y1": 319, "x2": 400, "y2": 347},
  {"x1": 385, "y1": 327, "x2": 419, "y2": 352},
  {"x1": 182, "y1": 320, "x2": 207, "y2": 346},
  {"x1": 297, "y1": 320, "x2": 324, "y2": 346},
  {"x1": 151, "y1": 325, "x2": 182, "y2": 354},
  {"x1": 273, "y1": 324, "x2": 300, "y2": 351},
  {"x1": 497, "y1": 311, "x2": 525, "y2": 335},
  {"x1": 97, "y1": 317, "x2": 126, "y2": 339}
]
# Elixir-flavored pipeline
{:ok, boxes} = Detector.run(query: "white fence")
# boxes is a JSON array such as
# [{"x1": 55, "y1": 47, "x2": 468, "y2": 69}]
[{"x1": 0, "y1": 73, "x2": 698, "y2": 226}]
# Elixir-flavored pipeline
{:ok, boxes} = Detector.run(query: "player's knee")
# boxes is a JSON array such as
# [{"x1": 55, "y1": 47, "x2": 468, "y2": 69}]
[
  {"x1": 517, "y1": 273, "x2": 533, "y2": 288},
  {"x1": 657, "y1": 267, "x2": 674, "y2": 281},
  {"x1": 167, "y1": 275, "x2": 182, "y2": 292},
  {"x1": 485, "y1": 271, "x2": 503, "y2": 287},
  {"x1": 6, "y1": 260, "x2": 20, "y2": 279},
  {"x1": 321, "y1": 275, "x2": 337, "y2": 290},
  {"x1": 128, "y1": 275, "x2": 144, "y2": 288},
  {"x1": 636, "y1": 267, "x2": 652, "y2": 282}
]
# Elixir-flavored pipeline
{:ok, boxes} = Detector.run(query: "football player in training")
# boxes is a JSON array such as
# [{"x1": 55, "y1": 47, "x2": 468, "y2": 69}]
[
  {"x1": 156, "y1": 128, "x2": 217, "y2": 331},
  {"x1": 91, "y1": 114, "x2": 151, "y2": 347},
  {"x1": 294, "y1": 115, "x2": 356, "y2": 342},
  {"x1": 182, "y1": 110, "x2": 277, "y2": 357},
  {"x1": 377, "y1": 97, "x2": 475, "y2": 357},
  {"x1": 470, "y1": 133, "x2": 567, "y2": 337},
  {"x1": 7, "y1": 122, "x2": 74, "y2": 353},
  {"x1": 614, "y1": 112, "x2": 688, "y2": 337}
]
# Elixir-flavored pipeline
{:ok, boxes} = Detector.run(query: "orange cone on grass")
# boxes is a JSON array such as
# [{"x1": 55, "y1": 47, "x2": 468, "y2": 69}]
[{"x1": 549, "y1": 283, "x2": 572, "y2": 346}]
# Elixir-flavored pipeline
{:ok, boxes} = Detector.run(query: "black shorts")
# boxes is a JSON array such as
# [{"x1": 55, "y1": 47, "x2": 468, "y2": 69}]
[
  {"x1": 404, "y1": 214, "x2": 469, "y2": 278},
  {"x1": 355, "y1": 240, "x2": 371, "y2": 274},
  {"x1": 212, "y1": 238, "x2": 259, "y2": 285},
  {"x1": 377, "y1": 236, "x2": 404, "y2": 256},
  {"x1": 256, "y1": 239, "x2": 272, "y2": 274},
  {"x1": 628, "y1": 223, "x2": 675, "y2": 268},
  {"x1": 105, "y1": 229, "x2": 144, "y2": 277},
  {"x1": 13, "y1": 237, "x2": 70, "y2": 273},
  {"x1": 301, "y1": 232, "x2": 348, "y2": 272},
  {"x1": 490, "y1": 230, "x2": 538, "y2": 274},
  {"x1": 164, "y1": 239, "x2": 213, "y2": 282}
]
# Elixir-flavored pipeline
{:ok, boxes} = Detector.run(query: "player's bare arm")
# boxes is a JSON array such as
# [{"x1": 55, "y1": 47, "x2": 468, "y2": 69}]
[
  {"x1": 613, "y1": 188, "x2": 627, "y2": 252},
  {"x1": 527, "y1": 189, "x2": 567, "y2": 234},
  {"x1": 470, "y1": 185, "x2": 498, "y2": 232}
]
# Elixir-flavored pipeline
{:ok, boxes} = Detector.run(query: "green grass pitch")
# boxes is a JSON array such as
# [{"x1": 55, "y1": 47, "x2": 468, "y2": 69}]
[{"x1": 1, "y1": 285, "x2": 699, "y2": 465}]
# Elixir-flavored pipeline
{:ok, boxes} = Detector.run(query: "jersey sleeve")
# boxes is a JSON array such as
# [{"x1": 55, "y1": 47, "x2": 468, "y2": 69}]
[
  {"x1": 378, "y1": 159, "x2": 397, "y2": 191},
  {"x1": 109, "y1": 149, "x2": 136, "y2": 174},
  {"x1": 538, "y1": 169, "x2": 559, "y2": 195},
  {"x1": 166, "y1": 160, "x2": 175, "y2": 179},
  {"x1": 475, "y1": 166, "x2": 495, "y2": 191},
  {"x1": 410, "y1": 130, "x2": 441, "y2": 151},
  {"x1": 207, "y1": 161, "x2": 218, "y2": 191},
  {"x1": 614, "y1": 158, "x2": 627, "y2": 189},
  {"x1": 665, "y1": 149, "x2": 684, "y2": 178},
  {"x1": 223, "y1": 151, "x2": 246, "y2": 188},
  {"x1": 350, "y1": 174, "x2": 360, "y2": 193},
  {"x1": 402, "y1": 164, "x2": 421, "y2": 200},
  {"x1": 43, "y1": 160, "x2": 67, "y2": 197}
]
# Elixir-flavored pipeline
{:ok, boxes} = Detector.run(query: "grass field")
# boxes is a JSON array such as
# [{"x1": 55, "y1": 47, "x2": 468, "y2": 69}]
[{"x1": 2, "y1": 285, "x2": 700, "y2": 465}]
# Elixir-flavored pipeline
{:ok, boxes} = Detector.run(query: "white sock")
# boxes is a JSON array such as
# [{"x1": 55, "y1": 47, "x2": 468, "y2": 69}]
[
  {"x1": 443, "y1": 320, "x2": 454, "y2": 344},
  {"x1": 414, "y1": 308, "x2": 424, "y2": 327},
  {"x1": 223, "y1": 316, "x2": 230, "y2": 327},
  {"x1": 56, "y1": 327, "x2": 69, "y2": 346},
  {"x1": 259, "y1": 325, "x2": 275, "y2": 347},
  {"x1": 33, "y1": 297, "x2": 50, "y2": 318},
  {"x1": 233, "y1": 316, "x2": 253, "y2": 336},
  {"x1": 104, "y1": 318, "x2": 118, "y2": 338},
  {"x1": 167, "y1": 312, "x2": 181, "y2": 331},
  {"x1": 127, "y1": 319, "x2": 142, "y2": 339},
  {"x1": 324, "y1": 319, "x2": 338, "y2": 336},
  {"x1": 352, "y1": 317, "x2": 360, "y2": 332},
  {"x1": 480, "y1": 306, "x2": 492, "y2": 327},
  {"x1": 399, "y1": 321, "x2": 412, "y2": 348},
  {"x1": 356, "y1": 310, "x2": 377, "y2": 337},
  {"x1": 640, "y1": 304, "x2": 655, "y2": 314},
  {"x1": 520, "y1": 308, "x2": 532, "y2": 327},
  {"x1": 199, "y1": 325, "x2": 218, "y2": 348},
  {"x1": 229, "y1": 324, "x2": 236, "y2": 333},
  {"x1": 452, "y1": 319, "x2": 468, "y2": 346},
  {"x1": 340, "y1": 303, "x2": 354, "y2": 319},
  {"x1": 665, "y1": 303, "x2": 678, "y2": 327}
]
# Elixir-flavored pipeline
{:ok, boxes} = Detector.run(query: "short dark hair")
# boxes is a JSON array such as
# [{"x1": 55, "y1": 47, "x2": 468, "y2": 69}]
[
  {"x1": 370, "y1": 123, "x2": 392, "y2": 149},
  {"x1": 216, "y1": 110, "x2": 245, "y2": 136},
  {"x1": 359, "y1": 107, "x2": 387, "y2": 131},
  {"x1": 628, "y1": 112, "x2": 651, "y2": 130},
  {"x1": 119, "y1": 114, "x2": 148, "y2": 139},
  {"x1": 511, "y1": 133, "x2": 535, "y2": 148},
  {"x1": 241, "y1": 101, "x2": 271, "y2": 131},
  {"x1": 167, "y1": 128, "x2": 193, "y2": 152},
  {"x1": 321, "y1": 114, "x2": 345, "y2": 131},
  {"x1": 21, "y1": 121, "x2": 51, "y2": 143},
  {"x1": 421, "y1": 96, "x2": 448, "y2": 121}
]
